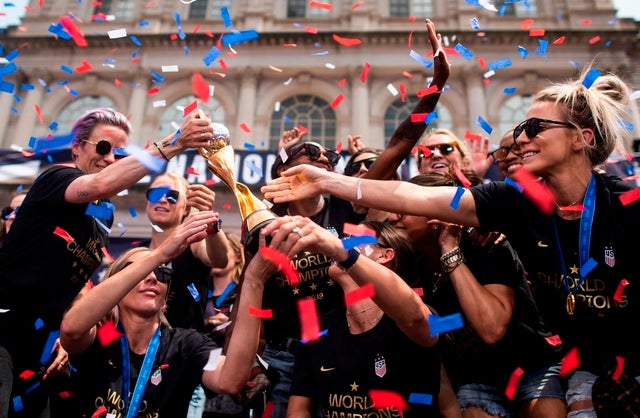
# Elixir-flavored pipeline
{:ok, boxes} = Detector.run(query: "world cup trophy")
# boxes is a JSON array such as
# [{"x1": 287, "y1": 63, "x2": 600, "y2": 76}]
[{"x1": 198, "y1": 123, "x2": 276, "y2": 255}]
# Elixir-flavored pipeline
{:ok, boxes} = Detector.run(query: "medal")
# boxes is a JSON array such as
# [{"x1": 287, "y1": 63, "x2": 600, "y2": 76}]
[{"x1": 566, "y1": 293, "x2": 576, "y2": 315}]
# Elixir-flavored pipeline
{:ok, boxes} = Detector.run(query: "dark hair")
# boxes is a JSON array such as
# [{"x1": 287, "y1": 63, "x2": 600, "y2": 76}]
[
  {"x1": 270, "y1": 141, "x2": 334, "y2": 180},
  {"x1": 408, "y1": 167, "x2": 483, "y2": 188},
  {"x1": 71, "y1": 108, "x2": 131, "y2": 146},
  {"x1": 360, "y1": 220, "x2": 416, "y2": 285}
]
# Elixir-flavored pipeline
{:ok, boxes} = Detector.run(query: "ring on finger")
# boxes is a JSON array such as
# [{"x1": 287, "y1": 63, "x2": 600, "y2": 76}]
[{"x1": 292, "y1": 227, "x2": 303, "y2": 238}]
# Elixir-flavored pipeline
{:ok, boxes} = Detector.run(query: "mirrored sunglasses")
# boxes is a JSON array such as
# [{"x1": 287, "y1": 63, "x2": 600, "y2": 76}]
[
  {"x1": 83, "y1": 139, "x2": 127, "y2": 160},
  {"x1": 288, "y1": 143, "x2": 340, "y2": 167},
  {"x1": 123, "y1": 261, "x2": 173, "y2": 284},
  {"x1": 487, "y1": 144, "x2": 522, "y2": 162},
  {"x1": 344, "y1": 157, "x2": 377, "y2": 176},
  {"x1": 146, "y1": 187, "x2": 180, "y2": 204},
  {"x1": 513, "y1": 118, "x2": 574, "y2": 142},
  {"x1": 416, "y1": 144, "x2": 456, "y2": 159}
]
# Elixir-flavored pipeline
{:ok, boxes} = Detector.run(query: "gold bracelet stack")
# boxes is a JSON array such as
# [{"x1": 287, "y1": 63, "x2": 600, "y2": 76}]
[
  {"x1": 440, "y1": 247, "x2": 465, "y2": 273},
  {"x1": 153, "y1": 141, "x2": 170, "y2": 162}
]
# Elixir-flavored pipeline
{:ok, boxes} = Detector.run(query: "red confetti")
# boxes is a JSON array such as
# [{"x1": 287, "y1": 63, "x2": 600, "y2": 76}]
[
  {"x1": 520, "y1": 19, "x2": 534, "y2": 30},
  {"x1": 222, "y1": 203, "x2": 231, "y2": 210},
  {"x1": 205, "y1": 179, "x2": 218, "y2": 186},
  {"x1": 53, "y1": 226, "x2": 74, "y2": 243},
  {"x1": 101, "y1": 246, "x2": 114, "y2": 263},
  {"x1": 258, "y1": 246, "x2": 300, "y2": 286},
  {"x1": 330, "y1": 94, "x2": 344, "y2": 109},
  {"x1": 262, "y1": 401, "x2": 275, "y2": 418},
  {"x1": 408, "y1": 15, "x2": 416, "y2": 22},
  {"x1": 297, "y1": 124, "x2": 309, "y2": 134},
  {"x1": 75, "y1": 60, "x2": 93, "y2": 73},
  {"x1": 402, "y1": 71, "x2": 412, "y2": 78},
  {"x1": 34, "y1": 104, "x2": 43, "y2": 124},
  {"x1": 183, "y1": 100, "x2": 197, "y2": 116},
  {"x1": 114, "y1": 79, "x2": 122, "y2": 87},
  {"x1": 337, "y1": 78, "x2": 347, "y2": 87},
  {"x1": 581, "y1": 19, "x2": 592, "y2": 25},
  {"x1": 613, "y1": 356, "x2": 625, "y2": 381},
  {"x1": 360, "y1": 62, "x2": 370, "y2": 83},
  {"x1": 248, "y1": 306, "x2": 273, "y2": 319},
  {"x1": 309, "y1": 0, "x2": 332, "y2": 9},
  {"x1": 344, "y1": 283, "x2": 376, "y2": 306},
  {"x1": 343, "y1": 222, "x2": 376, "y2": 237},
  {"x1": 186, "y1": 167, "x2": 199, "y2": 175},
  {"x1": 407, "y1": 30, "x2": 413, "y2": 48},
  {"x1": 453, "y1": 165, "x2": 472, "y2": 188},
  {"x1": 19, "y1": 369, "x2": 36, "y2": 380},
  {"x1": 332, "y1": 34, "x2": 362, "y2": 47},
  {"x1": 60, "y1": 16, "x2": 88, "y2": 47},
  {"x1": 478, "y1": 56, "x2": 486, "y2": 68},
  {"x1": 552, "y1": 36, "x2": 566, "y2": 45},
  {"x1": 147, "y1": 87, "x2": 159, "y2": 95},
  {"x1": 58, "y1": 390, "x2": 74, "y2": 399},
  {"x1": 588, "y1": 36, "x2": 601, "y2": 45},
  {"x1": 204, "y1": 30, "x2": 214, "y2": 38},
  {"x1": 159, "y1": 364, "x2": 170, "y2": 370},
  {"x1": 511, "y1": 167, "x2": 554, "y2": 215},
  {"x1": 613, "y1": 279, "x2": 629, "y2": 302},
  {"x1": 505, "y1": 367, "x2": 525, "y2": 400},
  {"x1": 191, "y1": 24, "x2": 200, "y2": 34},
  {"x1": 399, "y1": 83, "x2": 406, "y2": 102},
  {"x1": 410, "y1": 113, "x2": 428, "y2": 123},
  {"x1": 335, "y1": 141, "x2": 343, "y2": 153},
  {"x1": 298, "y1": 298, "x2": 322, "y2": 342},
  {"x1": 545, "y1": 334, "x2": 562, "y2": 346},
  {"x1": 305, "y1": 26, "x2": 318, "y2": 34},
  {"x1": 416, "y1": 85, "x2": 438, "y2": 98},
  {"x1": 192, "y1": 72, "x2": 209, "y2": 103},
  {"x1": 352, "y1": 1, "x2": 364, "y2": 10},
  {"x1": 529, "y1": 29, "x2": 545, "y2": 37},
  {"x1": 169, "y1": 34, "x2": 177, "y2": 41},
  {"x1": 412, "y1": 287, "x2": 424, "y2": 297},
  {"x1": 560, "y1": 347, "x2": 580, "y2": 377},
  {"x1": 96, "y1": 320, "x2": 123, "y2": 347},
  {"x1": 219, "y1": 59, "x2": 227, "y2": 70},
  {"x1": 368, "y1": 389, "x2": 408, "y2": 412},
  {"x1": 618, "y1": 187, "x2": 640, "y2": 206},
  {"x1": 239, "y1": 123, "x2": 252, "y2": 133},
  {"x1": 91, "y1": 405, "x2": 107, "y2": 418},
  {"x1": 557, "y1": 203, "x2": 584, "y2": 212}
]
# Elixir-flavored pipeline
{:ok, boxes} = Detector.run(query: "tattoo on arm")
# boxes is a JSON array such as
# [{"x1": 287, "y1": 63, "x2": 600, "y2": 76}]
[{"x1": 77, "y1": 190, "x2": 89, "y2": 197}]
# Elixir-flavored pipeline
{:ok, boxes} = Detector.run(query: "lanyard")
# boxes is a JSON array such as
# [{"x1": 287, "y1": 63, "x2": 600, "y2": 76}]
[
  {"x1": 120, "y1": 326, "x2": 161, "y2": 418},
  {"x1": 551, "y1": 173, "x2": 596, "y2": 295}
]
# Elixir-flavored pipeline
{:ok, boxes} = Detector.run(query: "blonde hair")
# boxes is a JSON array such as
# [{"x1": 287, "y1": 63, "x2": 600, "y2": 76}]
[
  {"x1": 150, "y1": 172, "x2": 192, "y2": 218},
  {"x1": 534, "y1": 66, "x2": 631, "y2": 167},
  {"x1": 420, "y1": 128, "x2": 469, "y2": 158},
  {"x1": 225, "y1": 232, "x2": 245, "y2": 284}
]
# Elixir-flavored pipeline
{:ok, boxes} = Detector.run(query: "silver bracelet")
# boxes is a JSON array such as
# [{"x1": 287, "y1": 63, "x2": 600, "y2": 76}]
[{"x1": 440, "y1": 247, "x2": 465, "y2": 273}]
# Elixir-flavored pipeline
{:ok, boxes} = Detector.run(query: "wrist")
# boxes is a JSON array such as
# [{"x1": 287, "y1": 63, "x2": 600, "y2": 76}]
[
  {"x1": 153, "y1": 141, "x2": 170, "y2": 162},
  {"x1": 336, "y1": 248, "x2": 360, "y2": 271},
  {"x1": 440, "y1": 247, "x2": 464, "y2": 273}
]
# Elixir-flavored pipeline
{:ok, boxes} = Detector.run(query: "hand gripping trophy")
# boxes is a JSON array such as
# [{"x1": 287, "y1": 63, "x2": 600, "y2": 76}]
[{"x1": 198, "y1": 123, "x2": 276, "y2": 255}]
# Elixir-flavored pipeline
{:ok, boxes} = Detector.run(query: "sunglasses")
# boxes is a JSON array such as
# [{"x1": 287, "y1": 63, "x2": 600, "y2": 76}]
[
  {"x1": 288, "y1": 143, "x2": 340, "y2": 167},
  {"x1": 123, "y1": 261, "x2": 173, "y2": 284},
  {"x1": 513, "y1": 118, "x2": 574, "y2": 142},
  {"x1": 83, "y1": 139, "x2": 127, "y2": 159},
  {"x1": 488, "y1": 144, "x2": 522, "y2": 162},
  {"x1": 416, "y1": 144, "x2": 456, "y2": 159},
  {"x1": 344, "y1": 157, "x2": 377, "y2": 176},
  {"x1": 146, "y1": 187, "x2": 180, "y2": 204}
]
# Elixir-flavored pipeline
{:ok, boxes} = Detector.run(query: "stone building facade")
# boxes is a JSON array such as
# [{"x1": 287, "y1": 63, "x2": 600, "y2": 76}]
[{"x1": 0, "y1": 0, "x2": 638, "y2": 237}]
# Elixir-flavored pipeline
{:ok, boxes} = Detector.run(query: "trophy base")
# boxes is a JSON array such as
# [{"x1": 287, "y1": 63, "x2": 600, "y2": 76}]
[{"x1": 241, "y1": 209, "x2": 277, "y2": 256}]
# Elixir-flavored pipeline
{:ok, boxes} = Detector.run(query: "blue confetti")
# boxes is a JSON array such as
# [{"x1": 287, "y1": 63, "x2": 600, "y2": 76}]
[
  {"x1": 221, "y1": 29, "x2": 259, "y2": 46},
  {"x1": 429, "y1": 313, "x2": 463, "y2": 336},
  {"x1": 60, "y1": 65, "x2": 73, "y2": 74},
  {"x1": 246, "y1": 160, "x2": 263, "y2": 178},
  {"x1": 12, "y1": 94, "x2": 20, "y2": 102},
  {"x1": 130, "y1": 35, "x2": 142, "y2": 46},
  {"x1": 69, "y1": 89, "x2": 79, "y2": 96},
  {"x1": 408, "y1": 393, "x2": 433, "y2": 405},
  {"x1": 488, "y1": 57, "x2": 511, "y2": 71},
  {"x1": 605, "y1": 40, "x2": 611, "y2": 47},
  {"x1": 12, "y1": 396, "x2": 23, "y2": 412},
  {"x1": 409, "y1": 49, "x2": 433, "y2": 69},
  {"x1": 5, "y1": 49, "x2": 18, "y2": 61},
  {"x1": 0, "y1": 61, "x2": 18, "y2": 76},
  {"x1": 47, "y1": 155, "x2": 53, "y2": 164},
  {"x1": 171, "y1": 129, "x2": 180, "y2": 146},
  {"x1": 517, "y1": 46, "x2": 528, "y2": 59},
  {"x1": 424, "y1": 111, "x2": 438, "y2": 124},
  {"x1": 312, "y1": 50, "x2": 329, "y2": 56},
  {"x1": 113, "y1": 148, "x2": 128, "y2": 158},
  {"x1": 138, "y1": 20, "x2": 150, "y2": 27},
  {"x1": 187, "y1": 283, "x2": 200, "y2": 302},
  {"x1": 33, "y1": 133, "x2": 74, "y2": 153},
  {"x1": 537, "y1": 39, "x2": 549, "y2": 56},
  {"x1": 569, "y1": 61, "x2": 581, "y2": 68},
  {"x1": 580, "y1": 258, "x2": 598, "y2": 278},
  {"x1": 48, "y1": 23, "x2": 71, "y2": 40},
  {"x1": 28, "y1": 136, "x2": 36, "y2": 148},
  {"x1": 178, "y1": 27, "x2": 186, "y2": 41},
  {"x1": 48, "y1": 121, "x2": 58, "y2": 131},
  {"x1": 221, "y1": 6, "x2": 232, "y2": 27},
  {"x1": 86, "y1": 202, "x2": 114, "y2": 220},
  {"x1": 619, "y1": 120, "x2": 633, "y2": 131},
  {"x1": 450, "y1": 186, "x2": 465, "y2": 210},
  {"x1": 475, "y1": 115, "x2": 493, "y2": 134},
  {"x1": 25, "y1": 381, "x2": 40, "y2": 395},
  {"x1": 215, "y1": 281, "x2": 237, "y2": 308},
  {"x1": 582, "y1": 68, "x2": 601, "y2": 89},
  {"x1": 151, "y1": 71, "x2": 164, "y2": 83},
  {"x1": 203, "y1": 46, "x2": 221, "y2": 66},
  {"x1": 34, "y1": 318, "x2": 44, "y2": 330},
  {"x1": 244, "y1": 142, "x2": 256, "y2": 150},
  {"x1": 173, "y1": 11, "x2": 181, "y2": 27},
  {"x1": 505, "y1": 177, "x2": 524, "y2": 193},
  {"x1": 128, "y1": 206, "x2": 137, "y2": 218},
  {"x1": 183, "y1": 45, "x2": 190, "y2": 56},
  {"x1": 20, "y1": 83, "x2": 34, "y2": 90},
  {"x1": 341, "y1": 235, "x2": 377, "y2": 249},
  {"x1": 503, "y1": 87, "x2": 516, "y2": 94},
  {"x1": 39, "y1": 330, "x2": 60, "y2": 364},
  {"x1": 56, "y1": 80, "x2": 68, "y2": 86},
  {"x1": 123, "y1": 143, "x2": 166, "y2": 174},
  {"x1": 454, "y1": 43, "x2": 474, "y2": 61},
  {"x1": 469, "y1": 17, "x2": 480, "y2": 30},
  {"x1": 0, "y1": 80, "x2": 14, "y2": 93}
]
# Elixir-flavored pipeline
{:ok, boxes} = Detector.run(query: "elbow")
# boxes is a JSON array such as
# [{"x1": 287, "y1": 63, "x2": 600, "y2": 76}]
[{"x1": 478, "y1": 323, "x2": 509, "y2": 345}]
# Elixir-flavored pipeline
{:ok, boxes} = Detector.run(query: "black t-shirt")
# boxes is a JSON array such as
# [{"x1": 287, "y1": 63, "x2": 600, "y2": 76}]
[
  {"x1": 291, "y1": 311, "x2": 441, "y2": 418},
  {"x1": 470, "y1": 173, "x2": 640, "y2": 374},
  {"x1": 0, "y1": 165, "x2": 110, "y2": 369},
  {"x1": 419, "y1": 236, "x2": 561, "y2": 387},
  {"x1": 69, "y1": 327, "x2": 217, "y2": 417}
]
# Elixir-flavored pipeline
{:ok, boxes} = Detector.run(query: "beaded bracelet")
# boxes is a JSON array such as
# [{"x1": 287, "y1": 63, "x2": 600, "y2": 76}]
[
  {"x1": 440, "y1": 247, "x2": 465, "y2": 273},
  {"x1": 337, "y1": 248, "x2": 360, "y2": 271},
  {"x1": 153, "y1": 141, "x2": 170, "y2": 162}
]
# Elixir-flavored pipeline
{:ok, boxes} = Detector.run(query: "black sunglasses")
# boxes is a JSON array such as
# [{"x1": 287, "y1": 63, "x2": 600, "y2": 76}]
[
  {"x1": 123, "y1": 261, "x2": 173, "y2": 284},
  {"x1": 288, "y1": 143, "x2": 340, "y2": 167},
  {"x1": 513, "y1": 118, "x2": 574, "y2": 143},
  {"x1": 146, "y1": 187, "x2": 180, "y2": 204},
  {"x1": 83, "y1": 139, "x2": 127, "y2": 159},
  {"x1": 488, "y1": 144, "x2": 522, "y2": 162},
  {"x1": 344, "y1": 157, "x2": 377, "y2": 176},
  {"x1": 416, "y1": 144, "x2": 456, "y2": 159}
]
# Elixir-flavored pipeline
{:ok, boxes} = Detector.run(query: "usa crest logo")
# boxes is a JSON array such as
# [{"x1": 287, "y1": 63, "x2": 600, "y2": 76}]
[
  {"x1": 374, "y1": 354, "x2": 386, "y2": 378},
  {"x1": 604, "y1": 246, "x2": 615, "y2": 267}
]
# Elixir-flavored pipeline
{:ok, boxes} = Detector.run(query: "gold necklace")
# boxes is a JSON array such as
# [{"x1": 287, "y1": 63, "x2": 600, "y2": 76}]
[
  {"x1": 346, "y1": 305, "x2": 383, "y2": 328},
  {"x1": 432, "y1": 271, "x2": 446, "y2": 293}
]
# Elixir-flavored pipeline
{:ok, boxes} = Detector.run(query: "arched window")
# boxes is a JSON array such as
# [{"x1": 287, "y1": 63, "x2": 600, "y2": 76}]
[
  {"x1": 287, "y1": 0, "x2": 332, "y2": 18},
  {"x1": 384, "y1": 96, "x2": 451, "y2": 146},
  {"x1": 189, "y1": 0, "x2": 230, "y2": 20},
  {"x1": 269, "y1": 95, "x2": 337, "y2": 149},
  {"x1": 92, "y1": 0, "x2": 136, "y2": 21},
  {"x1": 55, "y1": 96, "x2": 115, "y2": 135},
  {"x1": 498, "y1": 95, "x2": 533, "y2": 136},
  {"x1": 494, "y1": 0, "x2": 537, "y2": 16},
  {"x1": 159, "y1": 96, "x2": 226, "y2": 139},
  {"x1": 390, "y1": 0, "x2": 433, "y2": 18}
]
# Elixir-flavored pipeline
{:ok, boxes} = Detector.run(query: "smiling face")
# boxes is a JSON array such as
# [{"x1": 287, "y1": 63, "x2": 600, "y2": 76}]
[
  {"x1": 119, "y1": 251, "x2": 170, "y2": 318},
  {"x1": 417, "y1": 133, "x2": 465, "y2": 174},
  {"x1": 71, "y1": 124, "x2": 129, "y2": 174},
  {"x1": 497, "y1": 131, "x2": 523, "y2": 178},
  {"x1": 146, "y1": 174, "x2": 188, "y2": 230}
]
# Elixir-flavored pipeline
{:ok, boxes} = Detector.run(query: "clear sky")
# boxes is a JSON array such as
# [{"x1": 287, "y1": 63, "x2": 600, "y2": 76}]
[{"x1": 1, "y1": 0, "x2": 640, "y2": 29}]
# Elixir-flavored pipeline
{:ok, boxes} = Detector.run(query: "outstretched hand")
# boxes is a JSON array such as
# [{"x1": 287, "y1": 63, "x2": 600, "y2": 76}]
[
  {"x1": 426, "y1": 19, "x2": 450, "y2": 91},
  {"x1": 156, "y1": 211, "x2": 217, "y2": 261},
  {"x1": 261, "y1": 164, "x2": 328, "y2": 203}
]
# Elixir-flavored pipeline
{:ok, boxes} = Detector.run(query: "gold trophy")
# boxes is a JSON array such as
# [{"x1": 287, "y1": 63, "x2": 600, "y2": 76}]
[{"x1": 198, "y1": 122, "x2": 276, "y2": 254}]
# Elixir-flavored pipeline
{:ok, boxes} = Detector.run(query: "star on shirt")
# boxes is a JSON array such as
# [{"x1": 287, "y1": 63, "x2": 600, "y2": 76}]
[
  {"x1": 309, "y1": 283, "x2": 317, "y2": 292},
  {"x1": 292, "y1": 287, "x2": 300, "y2": 295},
  {"x1": 350, "y1": 381, "x2": 359, "y2": 391},
  {"x1": 569, "y1": 264, "x2": 579, "y2": 275},
  {"x1": 327, "y1": 279, "x2": 335, "y2": 287}
]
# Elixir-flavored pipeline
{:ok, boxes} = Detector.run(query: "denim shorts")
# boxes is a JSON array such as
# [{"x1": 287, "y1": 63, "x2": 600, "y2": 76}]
[{"x1": 457, "y1": 363, "x2": 565, "y2": 418}]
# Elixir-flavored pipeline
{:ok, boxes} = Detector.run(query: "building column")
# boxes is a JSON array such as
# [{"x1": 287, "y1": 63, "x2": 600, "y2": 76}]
[
  {"x1": 464, "y1": 68, "x2": 486, "y2": 133},
  {"x1": 13, "y1": 76, "x2": 45, "y2": 147},
  {"x1": 349, "y1": 65, "x2": 370, "y2": 145},
  {"x1": 235, "y1": 67, "x2": 259, "y2": 147},
  {"x1": 127, "y1": 75, "x2": 148, "y2": 146}
]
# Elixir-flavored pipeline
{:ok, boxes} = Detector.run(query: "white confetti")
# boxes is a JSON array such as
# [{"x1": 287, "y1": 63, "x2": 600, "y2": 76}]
[
  {"x1": 107, "y1": 28, "x2": 127, "y2": 39},
  {"x1": 161, "y1": 65, "x2": 179, "y2": 72},
  {"x1": 203, "y1": 347, "x2": 223, "y2": 371},
  {"x1": 387, "y1": 83, "x2": 399, "y2": 96}
]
